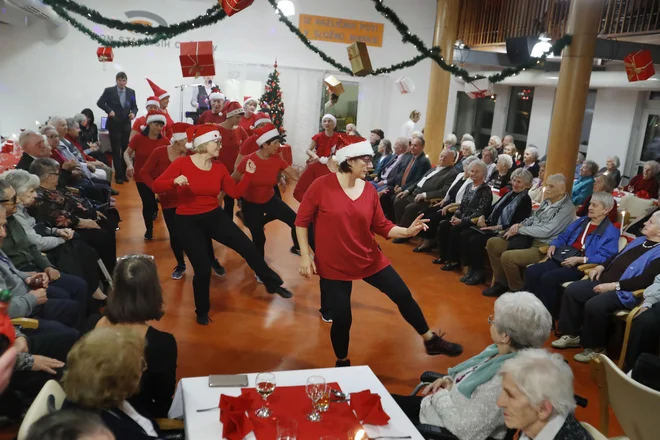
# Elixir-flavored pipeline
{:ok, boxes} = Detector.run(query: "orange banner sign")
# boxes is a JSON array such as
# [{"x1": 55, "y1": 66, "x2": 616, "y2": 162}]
[{"x1": 298, "y1": 14, "x2": 384, "y2": 47}]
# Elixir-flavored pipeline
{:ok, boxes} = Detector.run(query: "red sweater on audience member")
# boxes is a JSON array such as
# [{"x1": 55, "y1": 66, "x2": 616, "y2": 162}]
[
  {"x1": 215, "y1": 126, "x2": 248, "y2": 173},
  {"x1": 198, "y1": 110, "x2": 225, "y2": 125},
  {"x1": 293, "y1": 161, "x2": 332, "y2": 203},
  {"x1": 128, "y1": 134, "x2": 170, "y2": 183},
  {"x1": 237, "y1": 153, "x2": 288, "y2": 204},
  {"x1": 312, "y1": 131, "x2": 341, "y2": 158},
  {"x1": 295, "y1": 174, "x2": 396, "y2": 280},
  {"x1": 153, "y1": 156, "x2": 250, "y2": 216},
  {"x1": 238, "y1": 114, "x2": 257, "y2": 136},
  {"x1": 626, "y1": 174, "x2": 659, "y2": 198},
  {"x1": 65, "y1": 134, "x2": 94, "y2": 161},
  {"x1": 139, "y1": 146, "x2": 179, "y2": 209}
]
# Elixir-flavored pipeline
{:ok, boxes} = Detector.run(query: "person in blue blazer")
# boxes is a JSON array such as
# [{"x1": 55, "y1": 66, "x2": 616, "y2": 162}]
[{"x1": 571, "y1": 159, "x2": 598, "y2": 206}]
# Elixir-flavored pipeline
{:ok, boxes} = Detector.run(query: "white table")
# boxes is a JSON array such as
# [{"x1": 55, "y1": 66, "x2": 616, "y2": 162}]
[{"x1": 168, "y1": 366, "x2": 424, "y2": 440}]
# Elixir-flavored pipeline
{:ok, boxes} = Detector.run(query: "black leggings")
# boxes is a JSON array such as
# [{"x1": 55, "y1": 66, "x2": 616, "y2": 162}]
[
  {"x1": 136, "y1": 182, "x2": 158, "y2": 233},
  {"x1": 177, "y1": 208, "x2": 283, "y2": 317},
  {"x1": 163, "y1": 207, "x2": 217, "y2": 267},
  {"x1": 223, "y1": 195, "x2": 235, "y2": 219},
  {"x1": 320, "y1": 265, "x2": 429, "y2": 359},
  {"x1": 241, "y1": 196, "x2": 299, "y2": 256}
]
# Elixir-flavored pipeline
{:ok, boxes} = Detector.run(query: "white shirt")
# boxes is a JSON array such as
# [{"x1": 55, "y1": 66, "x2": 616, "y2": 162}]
[
  {"x1": 120, "y1": 401, "x2": 159, "y2": 437},
  {"x1": 401, "y1": 119, "x2": 415, "y2": 139},
  {"x1": 381, "y1": 154, "x2": 404, "y2": 184},
  {"x1": 520, "y1": 414, "x2": 567, "y2": 440},
  {"x1": 417, "y1": 166, "x2": 446, "y2": 189}
]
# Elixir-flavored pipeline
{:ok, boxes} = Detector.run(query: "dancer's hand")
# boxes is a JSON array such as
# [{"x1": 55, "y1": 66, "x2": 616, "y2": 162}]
[
  {"x1": 126, "y1": 167, "x2": 134, "y2": 179},
  {"x1": 174, "y1": 175, "x2": 189, "y2": 186},
  {"x1": 405, "y1": 214, "x2": 429, "y2": 237},
  {"x1": 298, "y1": 254, "x2": 316, "y2": 278},
  {"x1": 245, "y1": 159, "x2": 256, "y2": 174}
]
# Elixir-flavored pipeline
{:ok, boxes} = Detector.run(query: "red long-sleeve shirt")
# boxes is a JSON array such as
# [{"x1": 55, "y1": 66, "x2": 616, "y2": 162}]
[
  {"x1": 153, "y1": 156, "x2": 250, "y2": 215},
  {"x1": 216, "y1": 126, "x2": 248, "y2": 173},
  {"x1": 237, "y1": 153, "x2": 288, "y2": 204},
  {"x1": 128, "y1": 134, "x2": 170, "y2": 183},
  {"x1": 295, "y1": 174, "x2": 396, "y2": 280},
  {"x1": 198, "y1": 111, "x2": 225, "y2": 125},
  {"x1": 626, "y1": 174, "x2": 659, "y2": 198},
  {"x1": 293, "y1": 162, "x2": 332, "y2": 203},
  {"x1": 312, "y1": 131, "x2": 341, "y2": 158},
  {"x1": 238, "y1": 114, "x2": 257, "y2": 136},
  {"x1": 65, "y1": 135, "x2": 94, "y2": 161},
  {"x1": 140, "y1": 146, "x2": 179, "y2": 209}
]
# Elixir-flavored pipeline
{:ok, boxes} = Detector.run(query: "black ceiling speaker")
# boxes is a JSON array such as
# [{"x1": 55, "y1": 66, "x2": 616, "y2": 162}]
[{"x1": 506, "y1": 36, "x2": 537, "y2": 64}]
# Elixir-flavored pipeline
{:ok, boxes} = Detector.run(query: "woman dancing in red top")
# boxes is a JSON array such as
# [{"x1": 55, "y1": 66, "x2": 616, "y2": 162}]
[
  {"x1": 238, "y1": 97, "x2": 259, "y2": 136},
  {"x1": 295, "y1": 139, "x2": 463, "y2": 366},
  {"x1": 153, "y1": 125, "x2": 293, "y2": 325},
  {"x1": 306, "y1": 114, "x2": 341, "y2": 164}
]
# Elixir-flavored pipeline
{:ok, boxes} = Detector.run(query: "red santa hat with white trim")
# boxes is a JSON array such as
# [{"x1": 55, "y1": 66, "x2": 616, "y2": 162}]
[
  {"x1": 209, "y1": 88, "x2": 225, "y2": 102},
  {"x1": 223, "y1": 100, "x2": 245, "y2": 118},
  {"x1": 146, "y1": 78, "x2": 170, "y2": 101},
  {"x1": 253, "y1": 112, "x2": 271, "y2": 129},
  {"x1": 254, "y1": 123, "x2": 281, "y2": 147},
  {"x1": 170, "y1": 122, "x2": 192, "y2": 144},
  {"x1": 141, "y1": 109, "x2": 167, "y2": 130},
  {"x1": 331, "y1": 134, "x2": 372, "y2": 164},
  {"x1": 186, "y1": 125, "x2": 222, "y2": 150},
  {"x1": 243, "y1": 96, "x2": 258, "y2": 108},
  {"x1": 145, "y1": 96, "x2": 160, "y2": 109}
]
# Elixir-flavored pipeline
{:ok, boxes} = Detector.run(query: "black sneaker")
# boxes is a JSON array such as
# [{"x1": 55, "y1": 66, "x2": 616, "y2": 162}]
[
  {"x1": 270, "y1": 287, "x2": 293, "y2": 299},
  {"x1": 320, "y1": 310, "x2": 333, "y2": 323},
  {"x1": 171, "y1": 265, "x2": 186, "y2": 280},
  {"x1": 196, "y1": 315, "x2": 209, "y2": 326},
  {"x1": 211, "y1": 259, "x2": 226, "y2": 276},
  {"x1": 144, "y1": 230, "x2": 153, "y2": 241},
  {"x1": 425, "y1": 332, "x2": 463, "y2": 357},
  {"x1": 335, "y1": 359, "x2": 351, "y2": 367},
  {"x1": 290, "y1": 246, "x2": 301, "y2": 256},
  {"x1": 459, "y1": 271, "x2": 474, "y2": 283}
]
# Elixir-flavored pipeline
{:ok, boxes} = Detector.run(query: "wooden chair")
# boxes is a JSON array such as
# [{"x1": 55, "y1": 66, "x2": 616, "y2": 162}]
[
  {"x1": 10, "y1": 318, "x2": 39, "y2": 329},
  {"x1": 592, "y1": 354, "x2": 660, "y2": 440}
]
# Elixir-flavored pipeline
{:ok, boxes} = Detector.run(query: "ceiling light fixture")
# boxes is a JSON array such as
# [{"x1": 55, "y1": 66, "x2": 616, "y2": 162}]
[
  {"x1": 530, "y1": 33, "x2": 556, "y2": 59},
  {"x1": 277, "y1": 0, "x2": 295, "y2": 17}
]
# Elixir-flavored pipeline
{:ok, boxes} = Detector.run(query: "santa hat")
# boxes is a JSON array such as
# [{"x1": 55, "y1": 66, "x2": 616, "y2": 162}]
[
  {"x1": 186, "y1": 125, "x2": 222, "y2": 149},
  {"x1": 145, "y1": 96, "x2": 160, "y2": 108},
  {"x1": 170, "y1": 122, "x2": 192, "y2": 144},
  {"x1": 243, "y1": 96, "x2": 258, "y2": 107},
  {"x1": 223, "y1": 100, "x2": 245, "y2": 118},
  {"x1": 253, "y1": 112, "x2": 271, "y2": 128},
  {"x1": 146, "y1": 78, "x2": 169, "y2": 100},
  {"x1": 141, "y1": 109, "x2": 167, "y2": 130},
  {"x1": 209, "y1": 88, "x2": 225, "y2": 102},
  {"x1": 254, "y1": 123, "x2": 281, "y2": 147},
  {"x1": 333, "y1": 135, "x2": 373, "y2": 164},
  {"x1": 322, "y1": 114, "x2": 337, "y2": 126}
]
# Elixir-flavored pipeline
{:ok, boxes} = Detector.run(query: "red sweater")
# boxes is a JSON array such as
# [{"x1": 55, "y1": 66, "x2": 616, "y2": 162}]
[
  {"x1": 153, "y1": 156, "x2": 250, "y2": 215},
  {"x1": 140, "y1": 146, "x2": 181, "y2": 209},
  {"x1": 132, "y1": 116, "x2": 146, "y2": 132},
  {"x1": 293, "y1": 161, "x2": 331, "y2": 203},
  {"x1": 626, "y1": 174, "x2": 659, "y2": 198},
  {"x1": 237, "y1": 153, "x2": 288, "y2": 204},
  {"x1": 312, "y1": 131, "x2": 341, "y2": 158},
  {"x1": 132, "y1": 113, "x2": 174, "y2": 138},
  {"x1": 128, "y1": 134, "x2": 170, "y2": 183},
  {"x1": 65, "y1": 135, "x2": 93, "y2": 161},
  {"x1": 198, "y1": 110, "x2": 225, "y2": 125},
  {"x1": 238, "y1": 114, "x2": 257, "y2": 136},
  {"x1": 295, "y1": 174, "x2": 396, "y2": 280},
  {"x1": 216, "y1": 126, "x2": 248, "y2": 173}
]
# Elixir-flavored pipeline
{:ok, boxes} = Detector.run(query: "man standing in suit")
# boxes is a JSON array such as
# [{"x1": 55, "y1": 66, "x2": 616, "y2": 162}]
[{"x1": 96, "y1": 72, "x2": 138, "y2": 184}]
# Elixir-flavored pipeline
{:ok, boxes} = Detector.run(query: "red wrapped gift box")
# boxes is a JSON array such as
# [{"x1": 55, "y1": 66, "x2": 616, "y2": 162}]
[
  {"x1": 221, "y1": 0, "x2": 255, "y2": 16},
  {"x1": 96, "y1": 47, "x2": 114, "y2": 63},
  {"x1": 624, "y1": 49, "x2": 655, "y2": 82},
  {"x1": 179, "y1": 41, "x2": 215, "y2": 78}
]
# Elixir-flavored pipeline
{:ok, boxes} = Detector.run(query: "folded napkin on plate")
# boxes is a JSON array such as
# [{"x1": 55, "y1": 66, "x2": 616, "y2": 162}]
[
  {"x1": 350, "y1": 390, "x2": 390, "y2": 425},
  {"x1": 219, "y1": 394, "x2": 254, "y2": 440}
]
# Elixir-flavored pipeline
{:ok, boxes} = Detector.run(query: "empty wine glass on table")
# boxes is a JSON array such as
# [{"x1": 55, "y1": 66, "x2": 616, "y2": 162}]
[
  {"x1": 277, "y1": 416, "x2": 298, "y2": 440},
  {"x1": 305, "y1": 375, "x2": 327, "y2": 422},
  {"x1": 255, "y1": 372, "x2": 276, "y2": 418}
]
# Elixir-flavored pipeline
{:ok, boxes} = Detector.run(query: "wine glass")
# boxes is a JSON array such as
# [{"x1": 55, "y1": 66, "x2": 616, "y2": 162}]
[
  {"x1": 305, "y1": 375, "x2": 327, "y2": 422},
  {"x1": 255, "y1": 372, "x2": 276, "y2": 418}
]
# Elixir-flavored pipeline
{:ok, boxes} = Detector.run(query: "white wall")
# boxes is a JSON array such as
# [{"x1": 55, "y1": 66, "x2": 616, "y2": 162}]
[
  {"x1": 0, "y1": 0, "x2": 436, "y2": 165},
  {"x1": 526, "y1": 87, "x2": 556, "y2": 155}
]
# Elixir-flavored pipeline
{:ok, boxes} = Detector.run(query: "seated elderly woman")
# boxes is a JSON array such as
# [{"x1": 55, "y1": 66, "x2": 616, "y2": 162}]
[
  {"x1": 443, "y1": 134, "x2": 458, "y2": 152},
  {"x1": 524, "y1": 192, "x2": 620, "y2": 317},
  {"x1": 521, "y1": 146, "x2": 540, "y2": 178},
  {"x1": 455, "y1": 140, "x2": 477, "y2": 173},
  {"x1": 576, "y1": 174, "x2": 619, "y2": 223},
  {"x1": 96, "y1": 255, "x2": 177, "y2": 419},
  {"x1": 488, "y1": 154, "x2": 514, "y2": 194},
  {"x1": 497, "y1": 349, "x2": 593, "y2": 440},
  {"x1": 625, "y1": 160, "x2": 659, "y2": 198},
  {"x1": 485, "y1": 174, "x2": 575, "y2": 297},
  {"x1": 26, "y1": 410, "x2": 114, "y2": 440},
  {"x1": 599, "y1": 155, "x2": 622, "y2": 187},
  {"x1": 460, "y1": 169, "x2": 533, "y2": 286},
  {"x1": 503, "y1": 143, "x2": 521, "y2": 168},
  {"x1": 28, "y1": 158, "x2": 117, "y2": 275},
  {"x1": 392, "y1": 292, "x2": 552, "y2": 440},
  {"x1": 66, "y1": 117, "x2": 114, "y2": 183},
  {"x1": 372, "y1": 139, "x2": 394, "y2": 177},
  {"x1": 481, "y1": 146, "x2": 498, "y2": 181},
  {"x1": 553, "y1": 210, "x2": 660, "y2": 363},
  {"x1": 528, "y1": 161, "x2": 546, "y2": 203},
  {"x1": 62, "y1": 327, "x2": 168, "y2": 439},
  {"x1": 435, "y1": 160, "x2": 493, "y2": 270},
  {"x1": 488, "y1": 135, "x2": 502, "y2": 154},
  {"x1": 572, "y1": 159, "x2": 599, "y2": 206}
]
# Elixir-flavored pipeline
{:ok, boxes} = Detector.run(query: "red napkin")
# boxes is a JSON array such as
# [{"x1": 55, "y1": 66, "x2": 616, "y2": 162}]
[
  {"x1": 636, "y1": 190, "x2": 651, "y2": 199},
  {"x1": 349, "y1": 390, "x2": 390, "y2": 425},
  {"x1": 219, "y1": 394, "x2": 254, "y2": 440}
]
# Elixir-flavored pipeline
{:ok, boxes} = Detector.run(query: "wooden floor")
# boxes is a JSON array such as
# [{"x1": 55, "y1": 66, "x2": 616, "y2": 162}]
[{"x1": 1, "y1": 181, "x2": 623, "y2": 437}]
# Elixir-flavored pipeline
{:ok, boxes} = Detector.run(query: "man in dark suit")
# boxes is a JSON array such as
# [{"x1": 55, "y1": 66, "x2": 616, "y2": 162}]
[
  {"x1": 96, "y1": 71, "x2": 138, "y2": 184},
  {"x1": 15, "y1": 130, "x2": 47, "y2": 172},
  {"x1": 393, "y1": 148, "x2": 458, "y2": 230}
]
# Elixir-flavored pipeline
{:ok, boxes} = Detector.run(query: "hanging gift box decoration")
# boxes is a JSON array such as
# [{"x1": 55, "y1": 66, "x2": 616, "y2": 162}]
[
  {"x1": 624, "y1": 50, "x2": 655, "y2": 82},
  {"x1": 179, "y1": 41, "x2": 215, "y2": 78},
  {"x1": 347, "y1": 42, "x2": 373, "y2": 76},
  {"x1": 464, "y1": 78, "x2": 493, "y2": 99},
  {"x1": 96, "y1": 47, "x2": 114, "y2": 62},
  {"x1": 220, "y1": 0, "x2": 255, "y2": 16},
  {"x1": 395, "y1": 77, "x2": 416, "y2": 94},
  {"x1": 324, "y1": 75, "x2": 345, "y2": 96}
]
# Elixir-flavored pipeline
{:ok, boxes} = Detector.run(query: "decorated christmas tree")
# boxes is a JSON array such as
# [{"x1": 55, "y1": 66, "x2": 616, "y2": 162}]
[{"x1": 259, "y1": 61, "x2": 286, "y2": 141}]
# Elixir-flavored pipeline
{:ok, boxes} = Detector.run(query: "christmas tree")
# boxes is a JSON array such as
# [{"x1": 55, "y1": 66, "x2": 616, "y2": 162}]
[{"x1": 259, "y1": 61, "x2": 286, "y2": 141}]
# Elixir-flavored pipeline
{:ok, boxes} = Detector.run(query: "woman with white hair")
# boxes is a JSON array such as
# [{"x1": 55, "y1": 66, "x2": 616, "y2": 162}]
[
  {"x1": 488, "y1": 135, "x2": 502, "y2": 154},
  {"x1": 488, "y1": 154, "x2": 514, "y2": 194},
  {"x1": 481, "y1": 146, "x2": 498, "y2": 180},
  {"x1": 443, "y1": 134, "x2": 458, "y2": 152},
  {"x1": 497, "y1": 349, "x2": 592, "y2": 440},
  {"x1": 599, "y1": 156, "x2": 621, "y2": 187},
  {"x1": 572, "y1": 159, "x2": 599, "y2": 206},
  {"x1": 392, "y1": 292, "x2": 553, "y2": 440},
  {"x1": 503, "y1": 144, "x2": 521, "y2": 168},
  {"x1": 239, "y1": 96, "x2": 259, "y2": 135},
  {"x1": 461, "y1": 133, "x2": 474, "y2": 143},
  {"x1": 522, "y1": 146, "x2": 540, "y2": 178},
  {"x1": 576, "y1": 174, "x2": 619, "y2": 223},
  {"x1": 455, "y1": 140, "x2": 477, "y2": 173},
  {"x1": 307, "y1": 114, "x2": 340, "y2": 164},
  {"x1": 626, "y1": 160, "x2": 659, "y2": 197}
]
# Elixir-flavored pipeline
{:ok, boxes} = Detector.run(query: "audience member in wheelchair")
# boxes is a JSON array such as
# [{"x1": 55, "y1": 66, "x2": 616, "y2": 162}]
[
  {"x1": 497, "y1": 349, "x2": 593, "y2": 440},
  {"x1": 623, "y1": 274, "x2": 660, "y2": 372},
  {"x1": 487, "y1": 155, "x2": 513, "y2": 195},
  {"x1": 524, "y1": 192, "x2": 620, "y2": 317},
  {"x1": 552, "y1": 211, "x2": 660, "y2": 363},
  {"x1": 575, "y1": 174, "x2": 618, "y2": 223},
  {"x1": 26, "y1": 410, "x2": 115, "y2": 440},
  {"x1": 435, "y1": 160, "x2": 493, "y2": 269},
  {"x1": 392, "y1": 292, "x2": 552, "y2": 440},
  {"x1": 459, "y1": 169, "x2": 533, "y2": 286}
]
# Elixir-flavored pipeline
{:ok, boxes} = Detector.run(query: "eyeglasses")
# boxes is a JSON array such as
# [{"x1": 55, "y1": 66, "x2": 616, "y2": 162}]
[
  {"x1": 0, "y1": 194, "x2": 17, "y2": 206},
  {"x1": 117, "y1": 254, "x2": 155, "y2": 262},
  {"x1": 488, "y1": 315, "x2": 494, "y2": 325}
]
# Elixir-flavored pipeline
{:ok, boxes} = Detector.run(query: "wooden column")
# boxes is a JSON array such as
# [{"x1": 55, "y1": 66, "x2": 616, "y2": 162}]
[
  {"x1": 424, "y1": 0, "x2": 460, "y2": 163},
  {"x1": 545, "y1": 0, "x2": 605, "y2": 193}
]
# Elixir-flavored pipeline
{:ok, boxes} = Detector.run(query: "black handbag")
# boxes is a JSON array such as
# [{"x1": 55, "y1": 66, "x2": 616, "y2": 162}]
[
  {"x1": 551, "y1": 245, "x2": 582, "y2": 263},
  {"x1": 506, "y1": 234, "x2": 533, "y2": 250}
]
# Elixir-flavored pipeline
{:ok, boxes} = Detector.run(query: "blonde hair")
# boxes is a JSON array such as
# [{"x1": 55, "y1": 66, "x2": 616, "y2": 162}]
[
  {"x1": 194, "y1": 140, "x2": 219, "y2": 155},
  {"x1": 62, "y1": 328, "x2": 145, "y2": 409}
]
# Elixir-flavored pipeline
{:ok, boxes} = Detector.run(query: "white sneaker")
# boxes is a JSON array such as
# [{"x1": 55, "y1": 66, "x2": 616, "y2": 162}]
[
  {"x1": 551, "y1": 335, "x2": 581, "y2": 349},
  {"x1": 574, "y1": 348, "x2": 605, "y2": 363}
]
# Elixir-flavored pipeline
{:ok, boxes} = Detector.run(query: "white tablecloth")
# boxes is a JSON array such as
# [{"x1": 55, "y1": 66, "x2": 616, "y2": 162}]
[{"x1": 168, "y1": 365, "x2": 424, "y2": 440}]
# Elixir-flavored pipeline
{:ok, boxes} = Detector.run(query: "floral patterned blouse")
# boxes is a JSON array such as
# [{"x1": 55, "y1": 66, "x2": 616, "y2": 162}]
[{"x1": 28, "y1": 187, "x2": 97, "y2": 228}]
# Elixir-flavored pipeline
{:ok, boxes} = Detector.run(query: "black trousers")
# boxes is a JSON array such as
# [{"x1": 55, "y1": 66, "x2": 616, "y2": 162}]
[
  {"x1": 419, "y1": 205, "x2": 450, "y2": 240},
  {"x1": 625, "y1": 303, "x2": 660, "y2": 371},
  {"x1": 75, "y1": 226, "x2": 116, "y2": 275},
  {"x1": 558, "y1": 281, "x2": 627, "y2": 349},
  {"x1": 524, "y1": 260, "x2": 583, "y2": 317},
  {"x1": 241, "y1": 196, "x2": 299, "y2": 256},
  {"x1": 46, "y1": 273, "x2": 88, "y2": 329},
  {"x1": 319, "y1": 265, "x2": 429, "y2": 359},
  {"x1": 391, "y1": 395, "x2": 423, "y2": 426},
  {"x1": 108, "y1": 120, "x2": 130, "y2": 180},
  {"x1": 163, "y1": 208, "x2": 185, "y2": 266},
  {"x1": 46, "y1": 239, "x2": 101, "y2": 304},
  {"x1": 136, "y1": 182, "x2": 158, "y2": 234},
  {"x1": 306, "y1": 223, "x2": 330, "y2": 315},
  {"x1": 437, "y1": 220, "x2": 471, "y2": 263},
  {"x1": 379, "y1": 191, "x2": 397, "y2": 221},
  {"x1": 177, "y1": 209, "x2": 283, "y2": 317},
  {"x1": 463, "y1": 228, "x2": 496, "y2": 271}
]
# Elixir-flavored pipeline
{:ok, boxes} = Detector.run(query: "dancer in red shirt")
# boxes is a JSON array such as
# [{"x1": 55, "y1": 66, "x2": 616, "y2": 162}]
[
  {"x1": 307, "y1": 114, "x2": 341, "y2": 164},
  {"x1": 239, "y1": 97, "x2": 259, "y2": 135},
  {"x1": 216, "y1": 101, "x2": 248, "y2": 218},
  {"x1": 153, "y1": 125, "x2": 293, "y2": 325},
  {"x1": 130, "y1": 96, "x2": 161, "y2": 141},
  {"x1": 295, "y1": 139, "x2": 463, "y2": 366},
  {"x1": 235, "y1": 113, "x2": 272, "y2": 168},
  {"x1": 198, "y1": 89, "x2": 226, "y2": 125},
  {"x1": 124, "y1": 109, "x2": 170, "y2": 240},
  {"x1": 146, "y1": 78, "x2": 175, "y2": 139},
  {"x1": 234, "y1": 123, "x2": 300, "y2": 257}
]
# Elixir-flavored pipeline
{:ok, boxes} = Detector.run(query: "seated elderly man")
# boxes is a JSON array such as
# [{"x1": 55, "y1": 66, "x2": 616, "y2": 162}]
[
  {"x1": 623, "y1": 274, "x2": 660, "y2": 371},
  {"x1": 484, "y1": 174, "x2": 575, "y2": 297},
  {"x1": 572, "y1": 159, "x2": 599, "y2": 206},
  {"x1": 16, "y1": 130, "x2": 79, "y2": 187},
  {"x1": 497, "y1": 349, "x2": 593, "y2": 440},
  {"x1": 393, "y1": 149, "x2": 458, "y2": 231},
  {"x1": 371, "y1": 137, "x2": 410, "y2": 190}
]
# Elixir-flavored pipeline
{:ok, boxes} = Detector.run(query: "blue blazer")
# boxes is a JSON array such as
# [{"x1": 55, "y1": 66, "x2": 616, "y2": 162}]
[
  {"x1": 374, "y1": 153, "x2": 395, "y2": 176},
  {"x1": 551, "y1": 216, "x2": 620, "y2": 264}
]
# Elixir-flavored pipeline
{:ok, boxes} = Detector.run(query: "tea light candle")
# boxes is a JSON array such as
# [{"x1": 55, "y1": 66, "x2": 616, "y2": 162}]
[{"x1": 620, "y1": 210, "x2": 626, "y2": 234}]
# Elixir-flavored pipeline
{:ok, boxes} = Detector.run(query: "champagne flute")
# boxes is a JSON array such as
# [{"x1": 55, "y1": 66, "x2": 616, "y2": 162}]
[
  {"x1": 255, "y1": 372, "x2": 276, "y2": 418},
  {"x1": 305, "y1": 375, "x2": 327, "y2": 422}
]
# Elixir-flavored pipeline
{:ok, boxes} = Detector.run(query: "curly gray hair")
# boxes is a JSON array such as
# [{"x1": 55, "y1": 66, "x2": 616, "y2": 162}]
[
  {"x1": 0, "y1": 169, "x2": 40, "y2": 197},
  {"x1": 493, "y1": 292, "x2": 552, "y2": 349}
]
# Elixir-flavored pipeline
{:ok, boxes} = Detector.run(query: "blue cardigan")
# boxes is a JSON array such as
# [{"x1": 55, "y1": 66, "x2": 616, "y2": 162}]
[
  {"x1": 572, "y1": 176, "x2": 595, "y2": 206},
  {"x1": 551, "y1": 216, "x2": 620, "y2": 264},
  {"x1": 374, "y1": 153, "x2": 395, "y2": 176}
]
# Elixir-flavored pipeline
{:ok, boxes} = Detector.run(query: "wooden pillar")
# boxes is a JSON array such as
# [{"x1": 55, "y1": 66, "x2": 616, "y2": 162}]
[
  {"x1": 545, "y1": 0, "x2": 605, "y2": 193},
  {"x1": 424, "y1": 0, "x2": 460, "y2": 163}
]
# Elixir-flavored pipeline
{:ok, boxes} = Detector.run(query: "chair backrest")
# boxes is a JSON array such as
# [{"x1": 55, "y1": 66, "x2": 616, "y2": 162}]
[
  {"x1": 581, "y1": 422, "x2": 608, "y2": 440},
  {"x1": 17, "y1": 380, "x2": 66, "y2": 440},
  {"x1": 618, "y1": 195, "x2": 655, "y2": 220},
  {"x1": 594, "y1": 354, "x2": 660, "y2": 440},
  {"x1": 618, "y1": 236, "x2": 628, "y2": 252}
]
